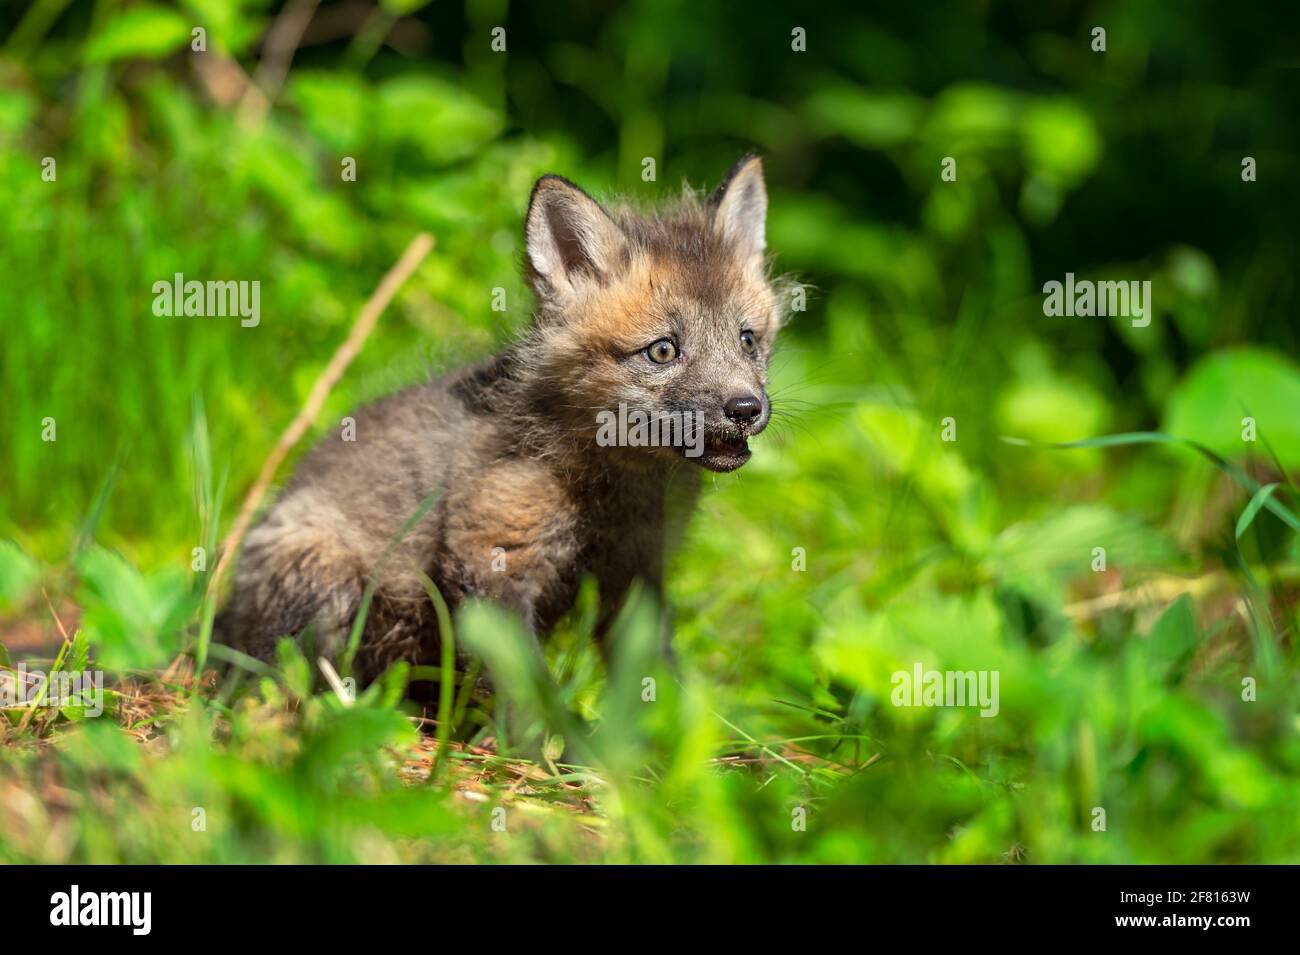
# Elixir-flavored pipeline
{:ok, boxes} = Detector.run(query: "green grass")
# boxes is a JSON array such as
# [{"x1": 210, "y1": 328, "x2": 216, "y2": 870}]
[
  {"x1": 4, "y1": 376, "x2": 1299, "y2": 862},
  {"x1": 3, "y1": 0, "x2": 1300, "y2": 864}
]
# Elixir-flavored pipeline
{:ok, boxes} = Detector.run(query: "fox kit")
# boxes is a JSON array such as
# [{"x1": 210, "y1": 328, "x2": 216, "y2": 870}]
[{"x1": 220, "y1": 155, "x2": 784, "y2": 683}]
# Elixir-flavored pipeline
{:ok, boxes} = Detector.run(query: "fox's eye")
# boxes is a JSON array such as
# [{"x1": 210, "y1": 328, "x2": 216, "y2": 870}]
[
  {"x1": 646, "y1": 339, "x2": 678, "y2": 364},
  {"x1": 739, "y1": 330, "x2": 757, "y2": 355}
]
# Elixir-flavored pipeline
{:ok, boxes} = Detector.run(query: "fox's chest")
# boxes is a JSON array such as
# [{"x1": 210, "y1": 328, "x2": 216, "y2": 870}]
[{"x1": 435, "y1": 463, "x2": 680, "y2": 624}]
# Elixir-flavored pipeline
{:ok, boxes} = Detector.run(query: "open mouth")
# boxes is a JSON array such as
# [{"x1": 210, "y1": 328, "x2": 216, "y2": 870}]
[{"x1": 696, "y1": 432, "x2": 751, "y2": 472}]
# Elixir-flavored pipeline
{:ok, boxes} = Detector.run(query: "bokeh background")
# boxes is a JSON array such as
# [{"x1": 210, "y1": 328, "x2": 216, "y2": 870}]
[{"x1": 1, "y1": 0, "x2": 1299, "y2": 863}]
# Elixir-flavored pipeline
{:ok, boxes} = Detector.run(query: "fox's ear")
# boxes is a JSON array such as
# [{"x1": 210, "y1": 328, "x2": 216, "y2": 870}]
[
  {"x1": 710, "y1": 154, "x2": 767, "y2": 259},
  {"x1": 525, "y1": 175, "x2": 626, "y2": 293}
]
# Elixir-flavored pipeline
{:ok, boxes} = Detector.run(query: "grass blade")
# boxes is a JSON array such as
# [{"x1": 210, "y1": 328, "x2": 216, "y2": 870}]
[{"x1": 1236, "y1": 483, "x2": 1281, "y2": 541}]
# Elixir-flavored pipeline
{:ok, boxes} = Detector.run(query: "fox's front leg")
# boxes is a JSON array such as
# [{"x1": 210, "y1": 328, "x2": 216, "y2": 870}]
[
  {"x1": 591, "y1": 506, "x2": 675, "y2": 667},
  {"x1": 439, "y1": 467, "x2": 580, "y2": 756}
]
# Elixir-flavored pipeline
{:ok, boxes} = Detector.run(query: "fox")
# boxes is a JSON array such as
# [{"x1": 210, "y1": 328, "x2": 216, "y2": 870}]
[{"x1": 218, "y1": 154, "x2": 785, "y2": 684}]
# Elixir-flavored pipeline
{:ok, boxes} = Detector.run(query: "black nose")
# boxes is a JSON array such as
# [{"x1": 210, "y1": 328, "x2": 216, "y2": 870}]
[{"x1": 723, "y1": 394, "x2": 763, "y2": 424}]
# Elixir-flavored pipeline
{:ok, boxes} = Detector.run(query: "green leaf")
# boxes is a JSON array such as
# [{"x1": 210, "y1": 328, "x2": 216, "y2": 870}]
[
  {"x1": 61, "y1": 688, "x2": 118, "y2": 723},
  {"x1": 276, "y1": 638, "x2": 313, "y2": 699},
  {"x1": 1002, "y1": 431, "x2": 1300, "y2": 533},
  {"x1": 181, "y1": 0, "x2": 267, "y2": 55},
  {"x1": 62, "y1": 628, "x2": 92, "y2": 676},
  {"x1": 0, "y1": 540, "x2": 42, "y2": 610},
  {"x1": 995, "y1": 376, "x2": 1110, "y2": 446},
  {"x1": 291, "y1": 71, "x2": 370, "y2": 152},
  {"x1": 986, "y1": 505, "x2": 1178, "y2": 605},
  {"x1": 86, "y1": 7, "x2": 193, "y2": 63},
  {"x1": 1164, "y1": 348, "x2": 1300, "y2": 469},
  {"x1": 1145, "y1": 594, "x2": 1197, "y2": 684},
  {"x1": 76, "y1": 547, "x2": 196, "y2": 671},
  {"x1": 381, "y1": 0, "x2": 432, "y2": 14},
  {"x1": 1021, "y1": 99, "x2": 1100, "y2": 185},
  {"x1": 375, "y1": 75, "x2": 502, "y2": 164},
  {"x1": 1235, "y1": 483, "x2": 1280, "y2": 541},
  {"x1": 234, "y1": 125, "x2": 363, "y2": 256},
  {"x1": 805, "y1": 85, "x2": 923, "y2": 148}
]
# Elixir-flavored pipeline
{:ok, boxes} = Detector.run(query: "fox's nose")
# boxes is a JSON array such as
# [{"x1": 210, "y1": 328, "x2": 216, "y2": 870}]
[{"x1": 723, "y1": 394, "x2": 763, "y2": 425}]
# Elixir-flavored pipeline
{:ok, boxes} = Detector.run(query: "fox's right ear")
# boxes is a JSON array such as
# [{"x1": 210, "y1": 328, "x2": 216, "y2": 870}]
[
  {"x1": 525, "y1": 175, "x2": 626, "y2": 297},
  {"x1": 709, "y1": 153, "x2": 767, "y2": 260}
]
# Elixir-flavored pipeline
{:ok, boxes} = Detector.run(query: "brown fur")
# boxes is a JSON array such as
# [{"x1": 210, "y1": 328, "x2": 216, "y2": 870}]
[{"x1": 218, "y1": 155, "x2": 786, "y2": 684}]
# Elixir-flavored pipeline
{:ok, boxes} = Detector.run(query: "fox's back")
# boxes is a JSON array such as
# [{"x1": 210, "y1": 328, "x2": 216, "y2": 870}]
[{"x1": 222, "y1": 363, "x2": 495, "y2": 662}]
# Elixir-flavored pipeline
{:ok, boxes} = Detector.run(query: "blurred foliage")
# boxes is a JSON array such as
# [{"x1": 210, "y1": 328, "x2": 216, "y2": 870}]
[{"x1": 1, "y1": 0, "x2": 1299, "y2": 863}]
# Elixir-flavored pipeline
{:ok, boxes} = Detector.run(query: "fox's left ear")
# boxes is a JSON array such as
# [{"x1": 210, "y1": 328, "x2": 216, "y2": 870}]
[{"x1": 709, "y1": 154, "x2": 767, "y2": 259}]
